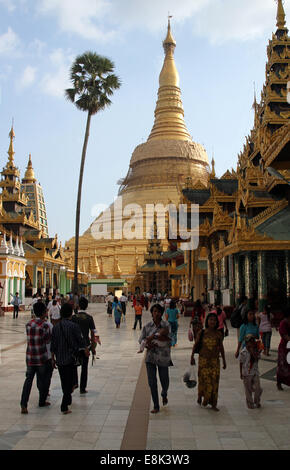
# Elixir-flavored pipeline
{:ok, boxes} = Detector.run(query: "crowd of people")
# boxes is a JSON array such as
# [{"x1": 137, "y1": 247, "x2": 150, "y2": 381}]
[
  {"x1": 134, "y1": 295, "x2": 290, "y2": 414},
  {"x1": 18, "y1": 290, "x2": 290, "y2": 417},
  {"x1": 20, "y1": 294, "x2": 101, "y2": 415}
]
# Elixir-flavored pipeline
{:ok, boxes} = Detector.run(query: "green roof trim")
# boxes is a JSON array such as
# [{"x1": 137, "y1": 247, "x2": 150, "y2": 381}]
[
  {"x1": 176, "y1": 263, "x2": 187, "y2": 270},
  {"x1": 88, "y1": 279, "x2": 127, "y2": 286},
  {"x1": 256, "y1": 207, "x2": 290, "y2": 241},
  {"x1": 197, "y1": 260, "x2": 207, "y2": 270}
]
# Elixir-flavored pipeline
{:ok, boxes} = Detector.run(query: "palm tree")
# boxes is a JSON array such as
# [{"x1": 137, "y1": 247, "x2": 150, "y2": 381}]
[{"x1": 65, "y1": 52, "x2": 121, "y2": 294}]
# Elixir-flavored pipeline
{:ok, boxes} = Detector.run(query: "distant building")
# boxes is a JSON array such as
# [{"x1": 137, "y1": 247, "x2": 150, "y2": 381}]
[
  {"x1": 0, "y1": 127, "x2": 87, "y2": 310},
  {"x1": 21, "y1": 155, "x2": 49, "y2": 237}
]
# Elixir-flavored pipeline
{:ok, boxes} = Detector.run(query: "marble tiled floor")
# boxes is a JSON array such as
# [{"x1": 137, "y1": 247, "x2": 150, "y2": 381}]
[{"x1": 0, "y1": 304, "x2": 289, "y2": 450}]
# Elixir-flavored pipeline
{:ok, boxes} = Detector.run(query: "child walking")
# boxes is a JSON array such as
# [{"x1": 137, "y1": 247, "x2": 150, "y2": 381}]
[{"x1": 239, "y1": 334, "x2": 263, "y2": 409}]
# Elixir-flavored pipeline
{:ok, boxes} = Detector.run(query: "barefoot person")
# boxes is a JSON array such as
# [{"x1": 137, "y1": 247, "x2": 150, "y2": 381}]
[
  {"x1": 191, "y1": 313, "x2": 226, "y2": 412},
  {"x1": 239, "y1": 334, "x2": 263, "y2": 409},
  {"x1": 139, "y1": 304, "x2": 173, "y2": 414}
]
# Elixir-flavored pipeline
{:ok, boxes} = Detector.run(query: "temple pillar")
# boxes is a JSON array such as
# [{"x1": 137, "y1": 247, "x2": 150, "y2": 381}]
[
  {"x1": 221, "y1": 257, "x2": 226, "y2": 290},
  {"x1": 286, "y1": 250, "x2": 290, "y2": 307},
  {"x1": 228, "y1": 254, "x2": 234, "y2": 305},
  {"x1": 213, "y1": 260, "x2": 221, "y2": 305},
  {"x1": 207, "y1": 259, "x2": 214, "y2": 304},
  {"x1": 221, "y1": 256, "x2": 231, "y2": 307},
  {"x1": 33, "y1": 265, "x2": 37, "y2": 295},
  {"x1": 257, "y1": 252, "x2": 267, "y2": 311},
  {"x1": 234, "y1": 255, "x2": 242, "y2": 304},
  {"x1": 244, "y1": 252, "x2": 254, "y2": 307}
]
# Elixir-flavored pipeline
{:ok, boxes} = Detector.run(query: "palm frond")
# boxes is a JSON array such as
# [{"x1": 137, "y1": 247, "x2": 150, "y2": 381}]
[{"x1": 66, "y1": 51, "x2": 121, "y2": 114}]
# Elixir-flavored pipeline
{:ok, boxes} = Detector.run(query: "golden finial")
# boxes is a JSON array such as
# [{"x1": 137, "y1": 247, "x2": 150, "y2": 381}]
[
  {"x1": 147, "y1": 19, "x2": 192, "y2": 142},
  {"x1": 211, "y1": 156, "x2": 216, "y2": 178},
  {"x1": 8, "y1": 123, "x2": 15, "y2": 163},
  {"x1": 276, "y1": 0, "x2": 286, "y2": 29},
  {"x1": 159, "y1": 16, "x2": 179, "y2": 88},
  {"x1": 22, "y1": 154, "x2": 36, "y2": 183},
  {"x1": 163, "y1": 14, "x2": 176, "y2": 52}
]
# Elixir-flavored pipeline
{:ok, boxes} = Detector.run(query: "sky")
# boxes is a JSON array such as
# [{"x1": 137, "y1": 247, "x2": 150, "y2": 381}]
[{"x1": 0, "y1": 0, "x2": 289, "y2": 244}]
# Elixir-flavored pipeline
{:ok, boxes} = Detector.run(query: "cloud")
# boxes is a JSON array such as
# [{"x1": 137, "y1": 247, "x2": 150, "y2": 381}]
[
  {"x1": 0, "y1": 0, "x2": 16, "y2": 11},
  {"x1": 0, "y1": 27, "x2": 20, "y2": 55},
  {"x1": 193, "y1": 0, "x2": 281, "y2": 45},
  {"x1": 110, "y1": 0, "x2": 210, "y2": 31},
  {"x1": 37, "y1": 0, "x2": 115, "y2": 41},
  {"x1": 35, "y1": 0, "x2": 290, "y2": 44},
  {"x1": 18, "y1": 65, "x2": 36, "y2": 90},
  {"x1": 40, "y1": 48, "x2": 72, "y2": 98}
]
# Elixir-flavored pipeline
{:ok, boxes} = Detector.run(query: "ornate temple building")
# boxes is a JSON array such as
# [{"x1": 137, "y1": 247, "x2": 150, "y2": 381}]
[
  {"x1": 21, "y1": 155, "x2": 49, "y2": 237},
  {"x1": 0, "y1": 128, "x2": 86, "y2": 310},
  {"x1": 131, "y1": 219, "x2": 187, "y2": 296},
  {"x1": 181, "y1": 0, "x2": 290, "y2": 310},
  {"x1": 65, "y1": 20, "x2": 210, "y2": 286}
]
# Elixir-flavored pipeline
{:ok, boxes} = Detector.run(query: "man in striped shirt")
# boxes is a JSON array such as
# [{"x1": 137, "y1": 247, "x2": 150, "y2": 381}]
[
  {"x1": 20, "y1": 302, "x2": 51, "y2": 414},
  {"x1": 51, "y1": 303, "x2": 88, "y2": 414}
]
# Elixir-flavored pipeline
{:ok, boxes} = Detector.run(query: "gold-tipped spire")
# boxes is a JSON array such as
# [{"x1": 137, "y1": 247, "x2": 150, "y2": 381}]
[
  {"x1": 8, "y1": 125, "x2": 15, "y2": 164},
  {"x1": 276, "y1": 0, "x2": 286, "y2": 29},
  {"x1": 147, "y1": 19, "x2": 191, "y2": 142},
  {"x1": 210, "y1": 157, "x2": 216, "y2": 178},
  {"x1": 22, "y1": 154, "x2": 36, "y2": 184},
  {"x1": 163, "y1": 16, "x2": 176, "y2": 52}
]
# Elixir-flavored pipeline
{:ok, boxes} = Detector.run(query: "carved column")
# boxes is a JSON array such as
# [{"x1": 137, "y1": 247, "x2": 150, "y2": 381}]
[
  {"x1": 257, "y1": 252, "x2": 267, "y2": 311},
  {"x1": 234, "y1": 255, "x2": 241, "y2": 303},
  {"x1": 286, "y1": 251, "x2": 290, "y2": 307},
  {"x1": 244, "y1": 252, "x2": 253, "y2": 302},
  {"x1": 228, "y1": 254, "x2": 234, "y2": 305},
  {"x1": 207, "y1": 260, "x2": 213, "y2": 289},
  {"x1": 221, "y1": 257, "x2": 226, "y2": 290}
]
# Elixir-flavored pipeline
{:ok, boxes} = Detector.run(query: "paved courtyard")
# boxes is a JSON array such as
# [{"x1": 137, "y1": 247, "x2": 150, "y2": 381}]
[{"x1": 0, "y1": 304, "x2": 290, "y2": 451}]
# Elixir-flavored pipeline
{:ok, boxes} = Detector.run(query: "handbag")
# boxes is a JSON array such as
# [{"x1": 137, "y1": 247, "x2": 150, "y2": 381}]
[
  {"x1": 188, "y1": 328, "x2": 194, "y2": 342},
  {"x1": 194, "y1": 329, "x2": 205, "y2": 354},
  {"x1": 116, "y1": 303, "x2": 122, "y2": 313},
  {"x1": 60, "y1": 321, "x2": 85, "y2": 367},
  {"x1": 183, "y1": 365, "x2": 197, "y2": 389}
]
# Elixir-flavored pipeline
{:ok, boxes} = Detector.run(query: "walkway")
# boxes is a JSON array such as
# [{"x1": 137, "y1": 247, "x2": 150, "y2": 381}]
[{"x1": 0, "y1": 304, "x2": 289, "y2": 450}]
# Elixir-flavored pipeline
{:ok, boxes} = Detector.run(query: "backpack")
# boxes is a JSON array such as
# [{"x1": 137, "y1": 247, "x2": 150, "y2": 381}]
[{"x1": 230, "y1": 305, "x2": 243, "y2": 328}]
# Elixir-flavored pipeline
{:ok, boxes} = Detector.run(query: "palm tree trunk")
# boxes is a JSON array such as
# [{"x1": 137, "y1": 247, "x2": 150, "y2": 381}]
[{"x1": 74, "y1": 111, "x2": 92, "y2": 294}]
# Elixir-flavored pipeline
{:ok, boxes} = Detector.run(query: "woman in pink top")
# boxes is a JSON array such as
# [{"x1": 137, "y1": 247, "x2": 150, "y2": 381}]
[
  {"x1": 257, "y1": 304, "x2": 273, "y2": 356},
  {"x1": 215, "y1": 306, "x2": 229, "y2": 340}
]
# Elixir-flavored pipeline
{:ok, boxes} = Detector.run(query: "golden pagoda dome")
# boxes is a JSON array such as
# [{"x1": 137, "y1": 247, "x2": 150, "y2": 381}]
[
  {"x1": 68, "y1": 21, "x2": 210, "y2": 280},
  {"x1": 22, "y1": 155, "x2": 37, "y2": 184}
]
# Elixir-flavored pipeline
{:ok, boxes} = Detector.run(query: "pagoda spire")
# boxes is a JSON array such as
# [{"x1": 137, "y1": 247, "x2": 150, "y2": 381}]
[
  {"x1": 22, "y1": 154, "x2": 37, "y2": 184},
  {"x1": 276, "y1": 0, "x2": 286, "y2": 29},
  {"x1": 147, "y1": 18, "x2": 191, "y2": 142},
  {"x1": 7, "y1": 125, "x2": 16, "y2": 166}
]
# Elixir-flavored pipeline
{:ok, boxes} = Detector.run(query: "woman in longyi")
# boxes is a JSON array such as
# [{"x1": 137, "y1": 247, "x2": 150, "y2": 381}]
[{"x1": 191, "y1": 313, "x2": 227, "y2": 411}]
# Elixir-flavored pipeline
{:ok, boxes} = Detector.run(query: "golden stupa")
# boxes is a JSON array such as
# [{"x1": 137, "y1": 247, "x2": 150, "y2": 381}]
[{"x1": 65, "y1": 20, "x2": 209, "y2": 280}]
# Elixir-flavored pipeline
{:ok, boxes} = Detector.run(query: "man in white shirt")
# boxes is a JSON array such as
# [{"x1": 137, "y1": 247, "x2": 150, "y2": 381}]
[{"x1": 120, "y1": 293, "x2": 128, "y2": 320}]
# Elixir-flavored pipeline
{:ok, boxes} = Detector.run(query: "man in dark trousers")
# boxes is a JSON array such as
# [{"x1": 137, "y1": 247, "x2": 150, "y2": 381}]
[
  {"x1": 139, "y1": 303, "x2": 173, "y2": 414},
  {"x1": 51, "y1": 303, "x2": 89, "y2": 414},
  {"x1": 72, "y1": 297, "x2": 101, "y2": 394},
  {"x1": 20, "y1": 301, "x2": 51, "y2": 414}
]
